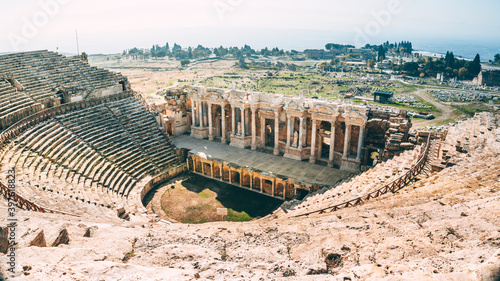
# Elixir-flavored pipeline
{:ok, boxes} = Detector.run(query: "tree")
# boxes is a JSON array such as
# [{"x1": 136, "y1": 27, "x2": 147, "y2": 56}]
[
  {"x1": 377, "y1": 46, "x2": 386, "y2": 61},
  {"x1": 172, "y1": 43, "x2": 182, "y2": 52},
  {"x1": 180, "y1": 59, "x2": 190, "y2": 67},
  {"x1": 495, "y1": 53, "x2": 500, "y2": 64},
  {"x1": 445, "y1": 51, "x2": 455, "y2": 68},
  {"x1": 402, "y1": 62, "x2": 419, "y2": 76},
  {"x1": 318, "y1": 62, "x2": 330, "y2": 71},
  {"x1": 238, "y1": 57, "x2": 248, "y2": 69},
  {"x1": 458, "y1": 67, "x2": 469, "y2": 78},
  {"x1": 469, "y1": 54, "x2": 481, "y2": 77},
  {"x1": 367, "y1": 59, "x2": 375, "y2": 70}
]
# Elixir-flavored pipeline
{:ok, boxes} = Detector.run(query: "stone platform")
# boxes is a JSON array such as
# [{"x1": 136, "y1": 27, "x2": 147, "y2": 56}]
[{"x1": 172, "y1": 135, "x2": 353, "y2": 187}]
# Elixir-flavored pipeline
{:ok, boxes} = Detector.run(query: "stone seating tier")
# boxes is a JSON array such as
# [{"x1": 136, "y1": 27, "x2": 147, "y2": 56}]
[
  {"x1": 0, "y1": 95, "x2": 182, "y2": 216},
  {"x1": 0, "y1": 50, "x2": 128, "y2": 130}
]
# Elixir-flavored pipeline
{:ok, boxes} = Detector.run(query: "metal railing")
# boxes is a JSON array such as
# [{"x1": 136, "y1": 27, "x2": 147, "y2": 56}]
[
  {"x1": 0, "y1": 180, "x2": 79, "y2": 216},
  {"x1": 292, "y1": 135, "x2": 434, "y2": 218}
]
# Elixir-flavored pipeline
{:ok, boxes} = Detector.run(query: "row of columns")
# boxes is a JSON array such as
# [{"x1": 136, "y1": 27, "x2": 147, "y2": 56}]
[
  {"x1": 192, "y1": 99, "x2": 365, "y2": 163},
  {"x1": 309, "y1": 120, "x2": 365, "y2": 167},
  {"x1": 191, "y1": 100, "x2": 209, "y2": 128},
  {"x1": 192, "y1": 99, "x2": 264, "y2": 152},
  {"x1": 189, "y1": 156, "x2": 291, "y2": 200},
  {"x1": 230, "y1": 107, "x2": 247, "y2": 137}
]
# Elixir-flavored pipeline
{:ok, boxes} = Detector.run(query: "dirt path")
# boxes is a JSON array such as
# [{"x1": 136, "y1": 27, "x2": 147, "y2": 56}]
[{"x1": 411, "y1": 89, "x2": 458, "y2": 128}]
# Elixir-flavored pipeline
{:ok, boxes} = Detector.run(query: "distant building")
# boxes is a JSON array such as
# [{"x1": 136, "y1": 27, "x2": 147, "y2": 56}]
[
  {"x1": 374, "y1": 90, "x2": 394, "y2": 104},
  {"x1": 303, "y1": 49, "x2": 336, "y2": 60},
  {"x1": 346, "y1": 61, "x2": 366, "y2": 68},
  {"x1": 347, "y1": 48, "x2": 376, "y2": 60},
  {"x1": 478, "y1": 70, "x2": 500, "y2": 86}
]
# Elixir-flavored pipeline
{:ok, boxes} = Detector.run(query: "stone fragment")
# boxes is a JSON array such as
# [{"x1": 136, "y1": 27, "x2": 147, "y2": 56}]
[
  {"x1": 30, "y1": 230, "x2": 47, "y2": 247},
  {"x1": 51, "y1": 228, "x2": 70, "y2": 247}
]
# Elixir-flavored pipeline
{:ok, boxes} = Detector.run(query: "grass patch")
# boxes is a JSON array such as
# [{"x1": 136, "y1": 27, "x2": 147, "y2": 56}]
[
  {"x1": 434, "y1": 118, "x2": 457, "y2": 126},
  {"x1": 226, "y1": 209, "x2": 253, "y2": 222},
  {"x1": 368, "y1": 101, "x2": 438, "y2": 113},
  {"x1": 485, "y1": 98, "x2": 500, "y2": 104},
  {"x1": 198, "y1": 190, "x2": 212, "y2": 198},
  {"x1": 160, "y1": 175, "x2": 260, "y2": 224},
  {"x1": 199, "y1": 71, "x2": 420, "y2": 98},
  {"x1": 451, "y1": 103, "x2": 493, "y2": 117}
]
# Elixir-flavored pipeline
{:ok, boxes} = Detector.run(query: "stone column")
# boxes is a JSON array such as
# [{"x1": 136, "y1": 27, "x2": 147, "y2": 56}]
[
  {"x1": 198, "y1": 101, "x2": 203, "y2": 128},
  {"x1": 343, "y1": 123, "x2": 351, "y2": 159},
  {"x1": 310, "y1": 119, "x2": 317, "y2": 163},
  {"x1": 286, "y1": 117, "x2": 291, "y2": 148},
  {"x1": 273, "y1": 111, "x2": 280, "y2": 155},
  {"x1": 251, "y1": 107, "x2": 257, "y2": 150},
  {"x1": 260, "y1": 116, "x2": 266, "y2": 147},
  {"x1": 328, "y1": 122, "x2": 336, "y2": 167},
  {"x1": 272, "y1": 178, "x2": 275, "y2": 197},
  {"x1": 303, "y1": 118, "x2": 308, "y2": 145},
  {"x1": 231, "y1": 106, "x2": 235, "y2": 136},
  {"x1": 245, "y1": 108, "x2": 250, "y2": 136},
  {"x1": 298, "y1": 117, "x2": 304, "y2": 149},
  {"x1": 208, "y1": 104, "x2": 213, "y2": 140},
  {"x1": 203, "y1": 102, "x2": 208, "y2": 127},
  {"x1": 221, "y1": 105, "x2": 227, "y2": 143},
  {"x1": 191, "y1": 99, "x2": 195, "y2": 127},
  {"x1": 239, "y1": 169, "x2": 243, "y2": 187},
  {"x1": 317, "y1": 135, "x2": 323, "y2": 159},
  {"x1": 356, "y1": 125, "x2": 365, "y2": 160},
  {"x1": 240, "y1": 107, "x2": 245, "y2": 137}
]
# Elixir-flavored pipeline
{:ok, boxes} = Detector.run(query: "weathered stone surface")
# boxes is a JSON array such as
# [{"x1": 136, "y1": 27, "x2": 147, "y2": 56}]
[
  {"x1": 400, "y1": 142, "x2": 415, "y2": 150},
  {"x1": 30, "y1": 231, "x2": 47, "y2": 247}
]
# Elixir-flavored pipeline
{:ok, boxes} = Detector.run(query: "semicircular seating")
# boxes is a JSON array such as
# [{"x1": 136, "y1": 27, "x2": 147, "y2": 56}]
[{"x1": 0, "y1": 95, "x2": 182, "y2": 217}]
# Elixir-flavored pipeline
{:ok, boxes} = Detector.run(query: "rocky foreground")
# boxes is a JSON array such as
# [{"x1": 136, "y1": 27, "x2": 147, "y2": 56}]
[{"x1": 0, "y1": 113, "x2": 499, "y2": 281}]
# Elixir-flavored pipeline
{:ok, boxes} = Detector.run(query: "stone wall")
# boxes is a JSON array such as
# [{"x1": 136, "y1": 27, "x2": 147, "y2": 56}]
[
  {"x1": 478, "y1": 70, "x2": 500, "y2": 87},
  {"x1": 366, "y1": 108, "x2": 412, "y2": 160}
]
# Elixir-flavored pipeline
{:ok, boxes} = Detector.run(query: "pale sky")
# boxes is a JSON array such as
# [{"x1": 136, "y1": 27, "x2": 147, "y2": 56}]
[{"x1": 1, "y1": 0, "x2": 499, "y2": 57}]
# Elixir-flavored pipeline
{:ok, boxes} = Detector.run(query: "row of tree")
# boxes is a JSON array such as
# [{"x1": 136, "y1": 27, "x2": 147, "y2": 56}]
[
  {"x1": 392, "y1": 52, "x2": 482, "y2": 79},
  {"x1": 124, "y1": 41, "x2": 417, "y2": 62},
  {"x1": 123, "y1": 44, "x2": 291, "y2": 60}
]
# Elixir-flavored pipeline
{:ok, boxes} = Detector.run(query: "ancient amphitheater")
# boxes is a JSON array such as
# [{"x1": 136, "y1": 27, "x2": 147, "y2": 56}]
[{"x1": 0, "y1": 51, "x2": 499, "y2": 280}]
